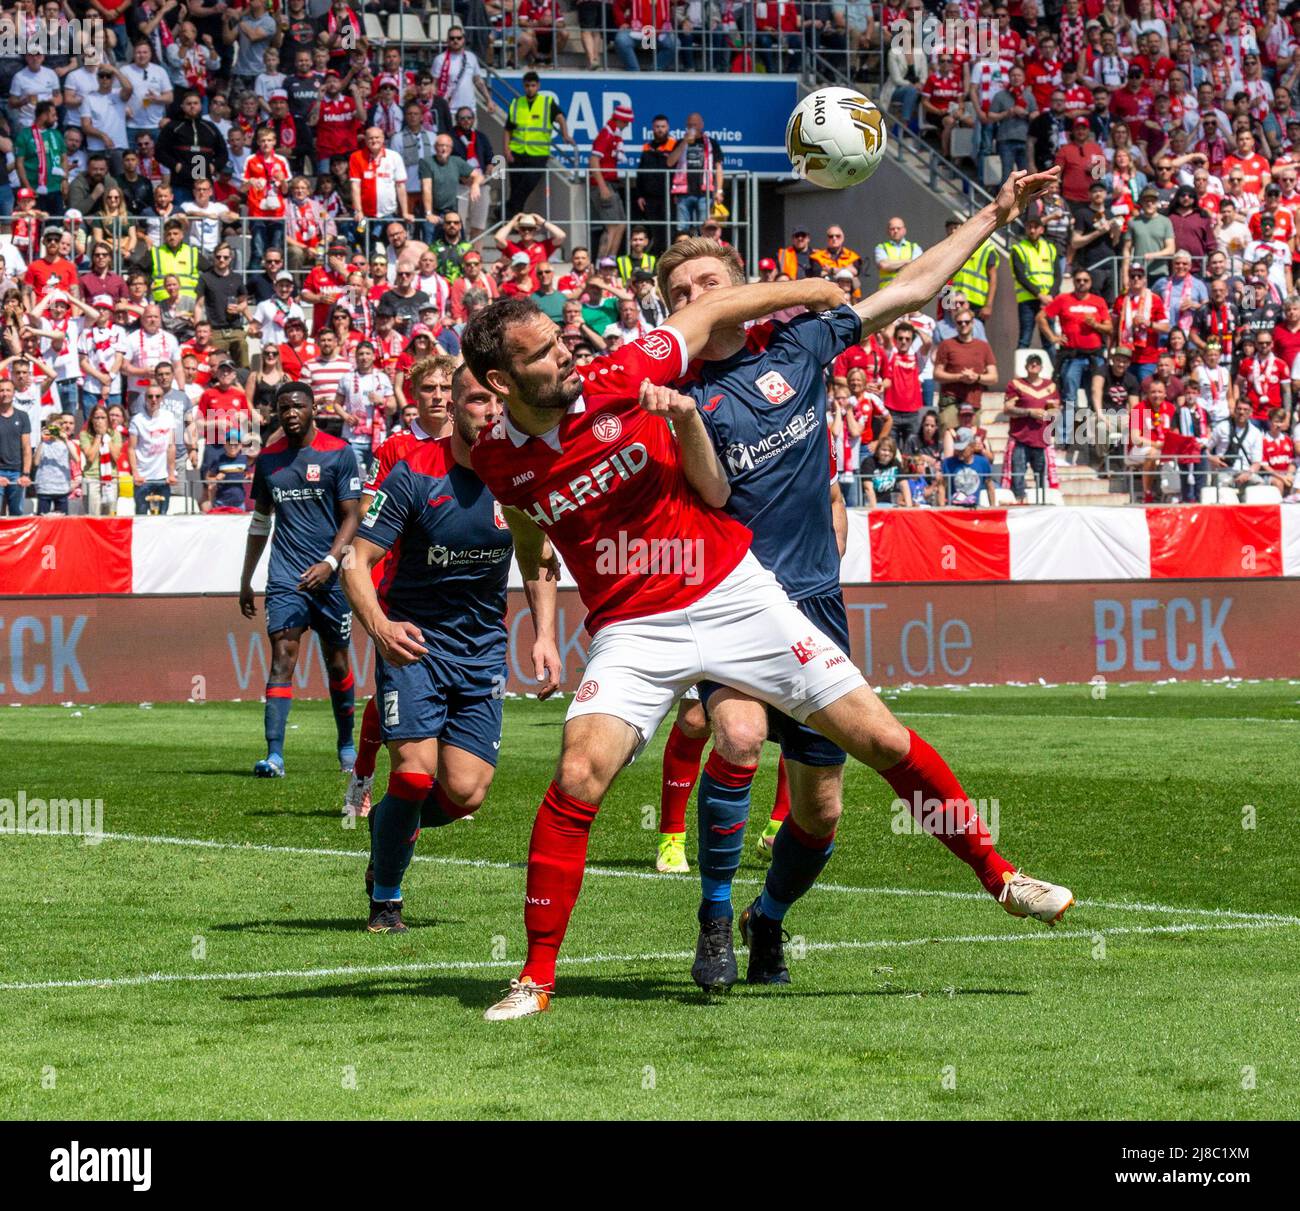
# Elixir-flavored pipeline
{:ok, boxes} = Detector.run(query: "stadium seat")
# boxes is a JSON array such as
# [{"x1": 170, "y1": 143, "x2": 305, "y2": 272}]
[
  {"x1": 428, "y1": 15, "x2": 456, "y2": 43},
  {"x1": 1043, "y1": 488, "x2": 1065, "y2": 506},
  {"x1": 363, "y1": 13, "x2": 386, "y2": 44},
  {"x1": 994, "y1": 487, "x2": 1018, "y2": 506},
  {"x1": 1200, "y1": 486, "x2": 1233, "y2": 504},
  {"x1": 981, "y1": 155, "x2": 1003, "y2": 188},
  {"x1": 949, "y1": 127, "x2": 975, "y2": 162},
  {"x1": 1013, "y1": 347, "x2": 1053, "y2": 377},
  {"x1": 1244, "y1": 484, "x2": 1284, "y2": 504},
  {"x1": 388, "y1": 15, "x2": 431, "y2": 45}
]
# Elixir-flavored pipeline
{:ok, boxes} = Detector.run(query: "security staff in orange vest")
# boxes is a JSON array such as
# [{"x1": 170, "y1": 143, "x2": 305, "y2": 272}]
[{"x1": 776, "y1": 224, "x2": 822, "y2": 279}]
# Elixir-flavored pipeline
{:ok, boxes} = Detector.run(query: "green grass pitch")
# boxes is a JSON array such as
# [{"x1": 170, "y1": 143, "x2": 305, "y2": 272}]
[{"x1": 2, "y1": 682, "x2": 1298, "y2": 1120}]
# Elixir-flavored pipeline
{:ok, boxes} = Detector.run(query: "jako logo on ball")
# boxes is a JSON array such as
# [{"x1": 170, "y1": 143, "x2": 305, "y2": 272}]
[{"x1": 786, "y1": 87, "x2": 887, "y2": 190}]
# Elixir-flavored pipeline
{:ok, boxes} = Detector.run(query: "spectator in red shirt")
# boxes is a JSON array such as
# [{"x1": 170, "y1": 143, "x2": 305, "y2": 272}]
[
  {"x1": 301, "y1": 242, "x2": 351, "y2": 333},
  {"x1": 883, "y1": 320, "x2": 925, "y2": 445},
  {"x1": 1261, "y1": 406, "x2": 1297, "y2": 495},
  {"x1": 1039, "y1": 267, "x2": 1113, "y2": 452},
  {"x1": 588, "y1": 104, "x2": 632, "y2": 259},
  {"x1": 1055, "y1": 117, "x2": 1107, "y2": 219},
  {"x1": 277, "y1": 317, "x2": 319, "y2": 380},
  {"x1": 1113, "y1": 264, "x2": 1170, "y2": 384},
  {"x1": 921, "y1": 53, "x2": 971, "y2": 160},
  {"x1": 1271, "y1": 295, "x2": 1300, "y2": 376},
  {"x1": 1109, "y1": 66, "x2": 1154, "y2": 141},
  {"x1": 494, "y1": 211, "x2": 565, "y2": 268},
  {"x1": 1236, "y1": 329, "x2": 1291, "y2": 424},
  {"x1": 500, "y1": 252, "x2": 538, "y2": 298},
  {"x1": 23, "y1": 229, "x2": 78, "y2": 307}
]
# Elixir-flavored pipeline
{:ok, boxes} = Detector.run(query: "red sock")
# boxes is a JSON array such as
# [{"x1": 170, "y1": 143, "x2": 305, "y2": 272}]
[
  {"x1": 354, "y1": 696, "x2": 383, "y2": 779},
  {"x1": 771, "y1": 755, "x2": 791, "y2": 823},
  {"x1": 658, "y1": 723, "x2": 707, "y2": 834},
  {"x1": 520, "y1": 783, "x2": 601, "y2": 989},
  {"x1": 879, "y1": 729, "x2": 1015, "y2": 897}
]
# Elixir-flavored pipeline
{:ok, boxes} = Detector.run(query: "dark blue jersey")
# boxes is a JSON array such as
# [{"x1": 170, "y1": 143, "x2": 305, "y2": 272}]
[
  {"x1": 252, "y1": 430, "x2": 362, "y2": 592},
  {"x1": 360, "y1": 437, "x2": 513, "y2": 667},
  {"x1": 685, "y1": 304, "x2": 861, "y2": 601}
]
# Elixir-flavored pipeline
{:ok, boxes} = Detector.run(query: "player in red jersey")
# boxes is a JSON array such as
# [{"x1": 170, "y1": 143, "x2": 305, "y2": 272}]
[
  {"x1": 341, "y1": 354, "x2": 456, "y2": 818},
  {"x1": 463, "y1": 169, "x2": 1074, "y2": 1020}
]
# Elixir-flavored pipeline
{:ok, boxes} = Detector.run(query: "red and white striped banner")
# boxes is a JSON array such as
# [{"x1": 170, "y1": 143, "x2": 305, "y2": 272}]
[{"x1": 3, "y1": 507, "x2": 1300, "y2": 597}]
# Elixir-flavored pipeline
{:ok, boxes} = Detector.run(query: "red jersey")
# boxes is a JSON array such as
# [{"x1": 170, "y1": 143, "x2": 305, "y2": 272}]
[
  {"x1": 883, "y1": 348, "x2": 922, "y2": 413},
  {"x1": 1262, "y1": 432, "x2": 1296, "y2": 472},
  {"x1": 304, "y1": 265, "x2": 348, "y2": 333},
  {"x1": 922, "y1": 72, "x2": 965, "y2": 111},
  {"x1": 315, "y1": 94, "x2": 362, "y2": 159},
  {"x1": 1043, "y1": 291, "x2": 1109, "y2": 350},
  {"x1": 503, "y1": 238, "x2": 557, "y2": 270},
  {"x1": 1223, "y1": 152, "x2": 1270, "y2": 196},
  {"x1": 245, "y1": 152, "x2": 292, "y2": 219},
  {"x1": 371, "y1": 330, "x2": 404, "y2": 376},
  {"x1": 1249, "y1": 208, "x2": 1294, "y2": 242},
  {"x1": 1238, "y1": 353, "x2": 1288, "y2": 418},
  {"x1": 198, "y1": 385, "x2": 249, "y2": 419},
  {"x1": 24, "y1": 257, "x2": 78, "y2": 302},
  {"x1": 831, "y1": 339, "x2": 883, "y2": 383},
  {"x1": 470, "y1": 329, "x2": 752, "y2": 634},
  {"x1": 590, "y1": 123, "x2": 624, "y2": 184},
  {"x1": 279, "y1": 339, "x2": 319, "y2": 381},
  {"x1": 180, "y1": 340, "x2": 220, "y2": 387}
]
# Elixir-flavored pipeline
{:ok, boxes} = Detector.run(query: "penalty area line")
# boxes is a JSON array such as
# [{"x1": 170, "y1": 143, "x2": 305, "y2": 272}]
[
  {"x1": 0, "y1": 919, "x2": 1294, "y2": 994},
  {"x1": 91, "y1": 830, "x2": 1300, "y2": 926}
]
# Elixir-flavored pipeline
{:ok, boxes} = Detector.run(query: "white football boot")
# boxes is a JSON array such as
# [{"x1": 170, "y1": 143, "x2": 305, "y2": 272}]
[
  {"x1": 483, "y1": 978, "x2": 552, "y2": 1022},
  {"x1": 999, "y1": 871, "x2": 1075, "y2": 926}
]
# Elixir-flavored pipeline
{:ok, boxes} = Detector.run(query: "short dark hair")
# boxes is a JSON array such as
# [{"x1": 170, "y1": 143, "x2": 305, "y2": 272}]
[
  {"x1": 522, "y1": 70, "x2": 540, "y2": 85},
  {"x1": 88, "y1": 151, "x2": 109, "y2": 165},
  {"x1": 462, "y1": 297, "x2": 543, "y2": 387},
  {"x1": 275, "y1": 380, "x2": 315, "y2": 406},
  {"x1": 652, "y1": 113, "x2": 669, "y2": 124}
]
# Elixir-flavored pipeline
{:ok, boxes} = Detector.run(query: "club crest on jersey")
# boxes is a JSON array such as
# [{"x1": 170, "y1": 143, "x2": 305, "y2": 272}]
[
  {"x1": 493, "y1": 500, "x2": 508, "y2": 529},
  {"x1": 305, "y1": 463, "x2": 321, "y2": 482},
  {"x1": 756, "y1": 370, "x2": 796, "y2": 405},
  {"x1": 640, "y1": 331, "x2": 674, "y2": 361},
  {"x1": 592, "y1": 413, "x2": 622, "y2": 443},
  {"x1": 576, "y1": 679, "x2": 599, "y2": 703}
]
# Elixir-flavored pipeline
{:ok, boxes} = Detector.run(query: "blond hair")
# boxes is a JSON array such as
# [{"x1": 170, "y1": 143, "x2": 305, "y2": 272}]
[
  {"x1": 407, "y1": 353, "x2": 460, "y2": 391},
  {"x1": 655, "y1": 238, "x2": 746, "y2": 311}
]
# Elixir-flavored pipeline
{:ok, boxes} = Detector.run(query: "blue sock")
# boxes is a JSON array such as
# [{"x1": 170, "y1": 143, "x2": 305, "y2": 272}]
[
  {"x1": 696, "y1": 750, "x2": 756, "y2": 922},
  {"x1": 329, "y1": 671, "x2": 355, "y2": 749},
  {"x1": 264, "y1": 683, "x2": 292, "y2": 760},
  {"x1": 370, "y1": 772, "x2": 430, "y2": 902},
  {"x1": 757, "y1": 817, "x2": 836, "y2": 923}
]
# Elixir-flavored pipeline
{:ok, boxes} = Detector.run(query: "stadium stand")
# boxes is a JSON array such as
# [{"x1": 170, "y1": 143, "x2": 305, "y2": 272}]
[{"x1": 0, "y1": 0, "x2": 1295, "y2": 516}]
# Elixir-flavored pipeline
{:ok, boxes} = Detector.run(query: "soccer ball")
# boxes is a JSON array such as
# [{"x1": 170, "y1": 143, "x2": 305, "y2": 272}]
[{"x1": 785, "y1": 87, "x2": 888, "y2": 190}]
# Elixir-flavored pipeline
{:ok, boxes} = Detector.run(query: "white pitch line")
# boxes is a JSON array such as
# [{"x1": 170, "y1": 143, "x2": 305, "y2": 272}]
[
  {"x1": 89, "y1": 830, "x2": 1300, "y2": 926},
  {"x1": 0, "y1": 919, "x2": 1291, "y2": 994}
]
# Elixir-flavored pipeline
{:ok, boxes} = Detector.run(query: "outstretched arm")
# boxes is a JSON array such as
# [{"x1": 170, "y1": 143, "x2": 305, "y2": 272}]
[
  {"x1": 668, "y1": 278, "x2": 844, "y2": 359},
  {"x1": 855, "y1": 167, "x2": 1062, "y2": 336}
]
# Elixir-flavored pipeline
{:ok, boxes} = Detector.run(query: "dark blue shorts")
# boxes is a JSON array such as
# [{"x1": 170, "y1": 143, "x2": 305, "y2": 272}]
[
  {"x1": 374, "y1": 651, "x2": 506, "y2": 766},
  {"x1": 265, "y1": 585, "x2": 353, "y2": 650},
  {"x1": 698, "y1": 589, "x2": 849, "y2": 768}
]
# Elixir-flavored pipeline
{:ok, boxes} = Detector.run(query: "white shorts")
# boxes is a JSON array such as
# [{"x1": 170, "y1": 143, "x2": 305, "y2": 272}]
[{"x1": 566, "y1": 552, "x2": 865, "y2": 753}]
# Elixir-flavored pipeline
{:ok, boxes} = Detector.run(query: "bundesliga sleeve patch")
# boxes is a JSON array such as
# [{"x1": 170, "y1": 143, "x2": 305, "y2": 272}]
[{"x1": 361, "y1": 489, "x2": 387, "y2": 528}]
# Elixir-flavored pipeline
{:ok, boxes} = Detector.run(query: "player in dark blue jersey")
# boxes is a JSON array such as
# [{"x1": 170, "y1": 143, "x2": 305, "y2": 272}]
[
  {"x1": 342, "y1": 364, "x2": 561, "y2": 933},
  {"x1": 239, "y1": 381, "x2": 364, "y2": 778},
  {"x1": 653, "y1": 173, "x2": 1074, "y2": 990}
]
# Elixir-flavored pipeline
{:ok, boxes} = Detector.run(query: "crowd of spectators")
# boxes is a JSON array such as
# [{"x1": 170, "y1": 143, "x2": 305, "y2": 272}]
[
  {"x1": 0, "y1": 3, "x2": 736, "y2": 517},
  {"x1": 878, "y1": 0, "x2": 1300, "y2": 503}
]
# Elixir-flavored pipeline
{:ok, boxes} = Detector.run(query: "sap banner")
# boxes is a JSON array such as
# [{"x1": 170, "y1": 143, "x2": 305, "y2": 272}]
[{"x1": 497, "y1": 72, "x2": 799, "y2": 177}]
